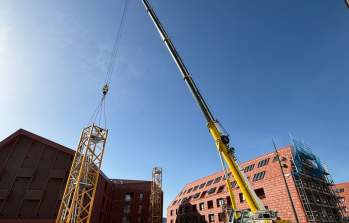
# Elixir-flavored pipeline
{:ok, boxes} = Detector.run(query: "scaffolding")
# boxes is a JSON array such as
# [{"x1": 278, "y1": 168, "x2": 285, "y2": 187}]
[
  {"x1": 56, "y1": 124, "x2": 108, "y2": 223},
  {"x1": 291, "y1": 138, "x2": 344, "y2": 223},
  {"x1": 150, "y1": 167, "x2": 162, "y2": 223}
]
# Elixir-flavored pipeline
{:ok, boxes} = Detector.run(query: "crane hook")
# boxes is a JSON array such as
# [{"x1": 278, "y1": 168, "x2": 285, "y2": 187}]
[{"x1": 102, "y1": 84, "x2": 109, "y2": 96}]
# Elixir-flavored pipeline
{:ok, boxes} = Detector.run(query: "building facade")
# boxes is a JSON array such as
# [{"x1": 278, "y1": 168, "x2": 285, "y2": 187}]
[
  {"x1": 0, "y1": 129, "x2": 162, "y2": 223},
  {"x1": 335, "y1": 182, "x2": 349, "y2": 220},
  {"x1": 167, "y1": 141, "x2": 344, "y2": 223}
]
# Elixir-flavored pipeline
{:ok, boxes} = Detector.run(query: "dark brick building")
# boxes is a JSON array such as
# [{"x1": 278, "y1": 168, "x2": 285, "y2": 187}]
[
  {"x1": 167, "y1": 142, "x2": 344, "y2": 223},
  {"x1": 0, "y1": 129, "x2": 161, "y2": 223}
]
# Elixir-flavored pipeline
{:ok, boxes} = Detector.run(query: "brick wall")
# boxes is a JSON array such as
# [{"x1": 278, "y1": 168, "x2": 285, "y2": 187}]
[
  {"x1": 335, "y1": 182, "x2": 349, "y2": 219},
  {"x1": 0, "y1": 129, "x2": 161, "y2": 223},
  {"x1": 167, "y1": 146, "x2": 307, "y2": 223}
]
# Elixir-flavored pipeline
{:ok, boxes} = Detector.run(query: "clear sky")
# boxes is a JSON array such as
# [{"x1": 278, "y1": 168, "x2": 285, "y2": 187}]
[{"x1": 0, "y1": 0, "x2": 348, "y2": 216}]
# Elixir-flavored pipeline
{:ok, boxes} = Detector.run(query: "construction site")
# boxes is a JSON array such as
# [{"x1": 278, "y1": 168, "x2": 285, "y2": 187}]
[
  {"x1": 167, "y1": 140, "x2": 349, "y2": 223},
  {"x1": 0, "y1": 0, "x2": 348, "y2": 223}
]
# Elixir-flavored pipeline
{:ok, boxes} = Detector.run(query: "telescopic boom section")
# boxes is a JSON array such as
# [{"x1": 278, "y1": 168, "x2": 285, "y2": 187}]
[
  {"x1": 142, "y1": 0, "x2": 265, "y2": 213},
  {"x1": 141, "y1": 0, "x2": 214, "y2": 123}
]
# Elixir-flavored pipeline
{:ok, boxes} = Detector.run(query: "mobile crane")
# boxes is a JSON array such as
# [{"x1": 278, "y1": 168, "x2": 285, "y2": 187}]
[{"x1": 141, "y1": 1, "x2": 289, "y2": 222}]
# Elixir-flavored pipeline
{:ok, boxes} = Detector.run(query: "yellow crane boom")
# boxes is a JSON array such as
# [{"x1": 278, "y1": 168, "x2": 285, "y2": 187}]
[{"x1": 141, "y1": 0, "x2": 281, "y2": 222}]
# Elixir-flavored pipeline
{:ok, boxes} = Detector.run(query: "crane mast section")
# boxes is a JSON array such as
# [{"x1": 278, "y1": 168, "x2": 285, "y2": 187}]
[
  {"x1": 141, "y1": 0, "x2": 265, "y2": 212},
  {"x1": 56, "y1": 125, "x2": 108, "y2": 223}
]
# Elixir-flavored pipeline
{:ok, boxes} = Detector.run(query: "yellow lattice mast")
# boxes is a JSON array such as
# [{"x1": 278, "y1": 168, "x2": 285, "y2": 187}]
[
  {"x1": 150, "y1": 167, "x2": 162, "y2": 223},
  {"x1": 56, "y1": 0, "x2": 129, "y2": 221},
  {"x1": 56, "y1": 124, "x2": 108, "y2": 223}
]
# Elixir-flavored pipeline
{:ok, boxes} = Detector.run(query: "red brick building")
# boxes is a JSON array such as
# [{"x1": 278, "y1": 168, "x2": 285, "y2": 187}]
[
  {"x1": 167, "y1": 143, "x2": 344, "y2": 223},
  {"x1": 0, "y1": 129, "x2": 161, "y2": 223},
  {"x1": 335, "y1": 182, "x2": 349, "y2": 220}
]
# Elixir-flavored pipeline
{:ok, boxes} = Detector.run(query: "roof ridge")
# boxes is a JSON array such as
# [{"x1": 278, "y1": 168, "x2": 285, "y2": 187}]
[{"x1": 0, "y1": 128, "x2": 74, "y2": 155}]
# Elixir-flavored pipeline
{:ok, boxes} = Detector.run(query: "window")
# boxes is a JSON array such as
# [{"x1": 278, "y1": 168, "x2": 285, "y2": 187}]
[
  {"x1": 207, "y1": 200, "x2": 214, "y2": 209},
  {"x1": 273, "y1": 155, "x2": 279, "y2": 162},
  {"x1": 200, "y1": 191, "x2": 207, "y2": 198},
  {"x1": 213, "y1": 176, "x2": 222, "y2": 184},
  {"x1": 226, "y1": 196, "x2": 231, "y2": 206},
  {"x1": 223, "y1": 172, "x2": 232, "y2": 180},
  {"x1": 208, "y1": 214, "x2": 215, "y2": 222},
  {"x1": 172, "y1": 200, "x2": 177, "y2": 206},
  {"x1": 199, "y1": 183, "x2": 206, "y2": 189},
  {"x1": 231, "y1": 181, "x2": 237, "y2": 188},
  {"x1": 216, "y1": 198, "x2": 224, "y2": 207},
  {"x1": 336, "y1": 188, "x2": 345, "y2": 193},
  {"x1": 170, "y1": 210, "x2": 173, "y2": 216},
  {"x1": 139, "y1": 193, "x2": 144, "y2": 201},
  {"x1": 217, "y1": 185, "x2": 225, "y2": 193},
  {"x1": 199, "y1": 202, "x2": 205, "y2": 211},
  {"x1": 187, "y1": 187, "x2": 193, "y2": 193},
  {"x1": 218, "y1": 212, "x2": 226, "y2": 221},
  {"x1": 193, "y1": 192, "x2": 200, "y2": 199},
  {"x1": 122, "y1": 217, "x2": 129, "y2": 223},
  {"x1": 255, "y1": 188, "x2": 266, "y2": 199},
  {"x1": 257, "y1": 158, "x2": 270, "y2": 168},
  {"x1": 206, "y1": 179, "x2": 214, "y2": 187},
  {"x1": 244, "y1": 164, "x2": 255, "y2": 172},
  {"x1": 207, "y1": 187, "x2": 216, "y2": 195},
  {"x1": 253, "y1": 171, "x2": 266, "y2": 182},
  {"x1": 124, "y1": 193, "x2": 133, "y2": 203},
  {"x1": 239, "y1": 193, "x2": 245, "y2": 203},
  {"x1": 193, "y1": 185, "x2": 199, "y2": 191},
  {"x1": 123, "y1": 205, "x2": 131, "y2": 214}
]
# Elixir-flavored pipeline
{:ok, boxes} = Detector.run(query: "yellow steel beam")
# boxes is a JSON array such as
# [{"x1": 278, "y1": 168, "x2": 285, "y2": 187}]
[
  {"x1": 207, "y1": 122, "x2": 265, "y2": 213},
  {"x1": 56, "y1": 124, "x2": 108, "y2": 223}
]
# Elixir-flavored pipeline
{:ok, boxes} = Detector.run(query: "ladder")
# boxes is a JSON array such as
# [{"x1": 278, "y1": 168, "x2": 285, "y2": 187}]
[{"x1": 291, "y1": 160, "x2": 316, "y2": 223}]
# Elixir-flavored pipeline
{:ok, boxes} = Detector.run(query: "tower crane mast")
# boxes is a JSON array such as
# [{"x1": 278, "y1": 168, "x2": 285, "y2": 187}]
[{"x1": 141, "y1": 1, "x2": 286, "y2": 222}]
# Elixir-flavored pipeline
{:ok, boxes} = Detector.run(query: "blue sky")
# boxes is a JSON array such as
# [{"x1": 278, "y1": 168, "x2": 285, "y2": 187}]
[{"x1": 0, "y1": 0, "x2": 348, "y2": 216}]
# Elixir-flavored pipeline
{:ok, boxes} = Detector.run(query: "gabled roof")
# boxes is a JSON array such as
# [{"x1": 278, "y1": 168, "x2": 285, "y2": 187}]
[{"x1": 0, "y1": 128, "x2": 74, "y2": 155}]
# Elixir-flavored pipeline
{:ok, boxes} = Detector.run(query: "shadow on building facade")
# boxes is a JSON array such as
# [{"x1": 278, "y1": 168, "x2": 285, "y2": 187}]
[{"x1": 176, "y1": 200, "x2": 208, "y2": 223}]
